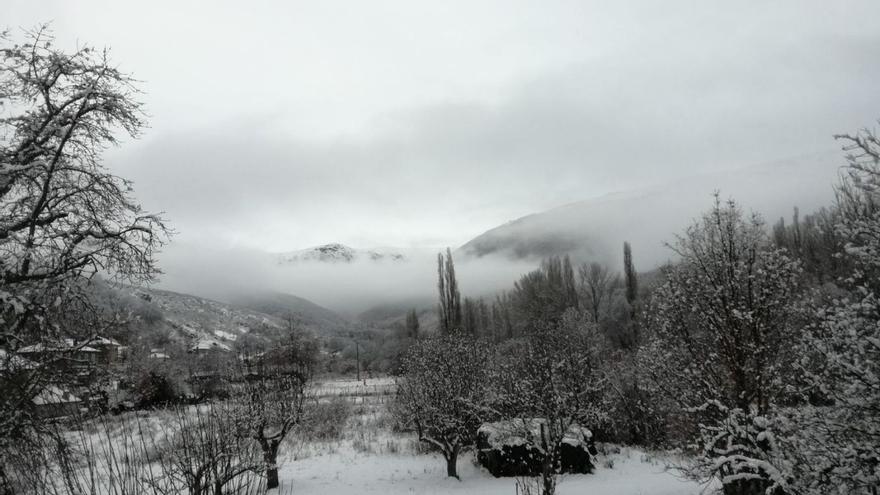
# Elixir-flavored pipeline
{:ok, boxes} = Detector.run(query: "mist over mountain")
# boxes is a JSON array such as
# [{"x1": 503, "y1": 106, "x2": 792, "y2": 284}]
[
  {"x1": 277, "y1": 244, "x2": 408, "y2": 264},
  {"x1": 227, "y1": 290, "x2": 352, "y2": 334},
  {"x1": 460, "y1": 151, "x2": 840, "y2": 269},
  {"x1": 152, "y1": 151, "x2": 841, "y2": 316}
]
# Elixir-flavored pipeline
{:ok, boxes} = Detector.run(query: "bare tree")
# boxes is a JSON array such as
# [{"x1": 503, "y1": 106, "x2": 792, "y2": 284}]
[
  {"x1": 156, "y1": 404, "x2": 262, "y2": 495},
  {"x1": 577, "y1": 262, "x2": 618, "y2": 324},
  {"x1": 237, "y1": 334, "x2": 317, "y2": 489}
]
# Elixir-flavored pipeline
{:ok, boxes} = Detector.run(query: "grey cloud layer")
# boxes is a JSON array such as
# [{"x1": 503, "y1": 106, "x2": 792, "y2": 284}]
[{"x1": 6, "y1": 0, "x2": 878, "y2": 306}]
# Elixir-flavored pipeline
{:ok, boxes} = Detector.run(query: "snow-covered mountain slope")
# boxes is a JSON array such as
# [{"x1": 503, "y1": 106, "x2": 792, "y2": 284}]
[
  {"x1": 129, "y1": 287, "x2": 285, "y2": 344},
  {"x1": 460, "y1": 152, "x2": 842, "y2": 269},
  {"x1": 120, "y1": 286, "x2": 351, "y2": 349},
  {"x1": 276, "y1": 243, "x2": 407, "y2": 264}
]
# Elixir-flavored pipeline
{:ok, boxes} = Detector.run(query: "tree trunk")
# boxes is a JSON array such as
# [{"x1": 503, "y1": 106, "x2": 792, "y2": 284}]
[
  {"x1": 540, "y1": 458, "x2": 557, "y2": 495},
  {"x1": 445, "y1": 447, "x2": 459, "y2": 478},
  {"x1": 0, "y1": 464, "x2": 12, "y2": 495},
  {"x1": 264, "y1": 441, "x2": 280, "y2": 489}
]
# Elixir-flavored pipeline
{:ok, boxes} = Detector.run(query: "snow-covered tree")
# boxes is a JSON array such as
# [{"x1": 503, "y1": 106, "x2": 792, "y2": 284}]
[
  {"x1": 488, "y1": 310, "x2": 605, "y2": 495},
  {"x1": 645, "y1": 195, "x2": 803, "y2": 494},
  {"x1": 0, "y1": 26, "x2": 169, "y2": 490},
  {"x1": 781, "y1": 126, "x2": 880, "y2": 493},
  {"x1": 394, "y1": 333, "x2": 491, "y2": 478},
  {"x1": 0, "y1": 26, "x2": 168, "y2": 334}
]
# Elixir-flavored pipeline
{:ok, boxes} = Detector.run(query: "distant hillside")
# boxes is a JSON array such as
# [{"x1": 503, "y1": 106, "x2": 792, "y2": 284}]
[
  {"x1": 228, "y1": 291, "x2": 352, "y2": 335},
  {"x1": 128, "y1": 287, "x2": 286, "y2": 344},
  {"x1": 460, "y1": 152, "x2": 840, "y2": 269},
  {"x1": 356, "y1": 297, "x2": 434, "y2": 325}
]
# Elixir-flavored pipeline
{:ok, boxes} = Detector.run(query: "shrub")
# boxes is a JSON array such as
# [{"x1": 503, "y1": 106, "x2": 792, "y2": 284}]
[
  {"x1": 134, "y1": 371, "x2": 178, "y2": 409},
  {"x1": 302, "y1": 397, "x2": 351, "y2": 442}
]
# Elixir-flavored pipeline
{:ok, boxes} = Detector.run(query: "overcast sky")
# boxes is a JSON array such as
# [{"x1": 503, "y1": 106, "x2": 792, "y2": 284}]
[{"x1": 5, "y1": 0, "x2": 880, "y2": 253}]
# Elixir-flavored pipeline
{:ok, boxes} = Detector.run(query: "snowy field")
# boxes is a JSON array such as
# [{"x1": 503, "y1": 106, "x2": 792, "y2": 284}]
[
  {"x1": 269, "y1": 377, "x2": 709, "y2": 495},
  {"x1": 277, "y1": 444, "x2": 707, "y2": 495}
]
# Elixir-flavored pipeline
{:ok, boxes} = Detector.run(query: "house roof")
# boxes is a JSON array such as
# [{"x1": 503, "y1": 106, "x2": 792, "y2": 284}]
[
  {"x1": 18, "y1": 342, "x2": 99, "y2": 354},
  {"x1": 0, "y1": 350, "x2": 36, "y2": 371},
  {"x1": 189, "y1": 339, "x2": 232, "y2": 352},
  {"x1": 33, "y1": 385, "x2": 81, "y2": 405},
  {"x1": 84, "y1": 336, "x2": 121, "y2": 347}
]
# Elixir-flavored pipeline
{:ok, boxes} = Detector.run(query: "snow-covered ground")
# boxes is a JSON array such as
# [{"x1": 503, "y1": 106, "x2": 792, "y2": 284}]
[
  {"x1": 270, "y1": 376, "x2": 709, "y2": 495},
  {"x1": 276, "y1": 442, "x2": 705, "y2": 495}
]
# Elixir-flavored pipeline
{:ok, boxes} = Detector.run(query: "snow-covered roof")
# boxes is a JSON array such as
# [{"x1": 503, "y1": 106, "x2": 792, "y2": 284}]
[
  {"x1": 189, "y1": 338, "x2": 232, "y2": 352},
  {"x1": 84, "y1": 336, "x2": 121, "y2": 347},
  {"x1": 0, "y1": 350, "x2": 35, "y2": 371},
  {"x1": 18, "y1": 342, "x2": 99, "y2": 353},
  {"x1": 478, "y1": 419, "x2": 592, "y2": 449},
  {"x1": 33, "y1": 385, "x2": 81, "y2": 405}
]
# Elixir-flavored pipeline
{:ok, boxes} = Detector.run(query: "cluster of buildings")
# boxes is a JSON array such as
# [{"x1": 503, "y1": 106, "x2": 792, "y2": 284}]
[
  {"x1": 4, "y1": 334, "x2": 257, "y2": 418},
  {"x1": 3, "y1": 336, "x2": 124, "y2": 418}
]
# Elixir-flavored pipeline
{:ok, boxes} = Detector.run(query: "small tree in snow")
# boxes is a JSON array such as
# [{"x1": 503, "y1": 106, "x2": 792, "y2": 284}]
[
  {"x1": 156, "y1": 404, "x2": 263, "y2": 495},
  {"x1": 236, "y1": 333, "x2": 318, "y2": 490},
  {"x1": 394, "y1": 333, "x2": 490, "y2": 478}
]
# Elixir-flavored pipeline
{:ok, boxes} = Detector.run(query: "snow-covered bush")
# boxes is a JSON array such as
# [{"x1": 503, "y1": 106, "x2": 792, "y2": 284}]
[
  {"x1": 301, "y1": 396, "x2": 352, "y2": 442},
  {"x1": 691, "y1": 403, "x2": 792, "y2": 495}
]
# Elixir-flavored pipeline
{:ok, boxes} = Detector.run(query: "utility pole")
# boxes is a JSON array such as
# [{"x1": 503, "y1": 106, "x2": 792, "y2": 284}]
[{"x1": 355, "y1": 340, "x2": 360, "y2": 382}]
